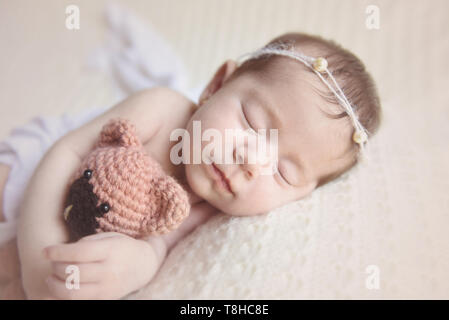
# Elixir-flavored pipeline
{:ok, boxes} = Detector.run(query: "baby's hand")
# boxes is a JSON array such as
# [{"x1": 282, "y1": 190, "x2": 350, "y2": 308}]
[{"x1": 43, "y1": 232, "x2": 158, "y2": 300}]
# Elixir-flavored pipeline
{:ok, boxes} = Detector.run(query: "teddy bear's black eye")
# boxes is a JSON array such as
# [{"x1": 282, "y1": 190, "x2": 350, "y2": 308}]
[
  {"x1": 83, "y1": 169, "x2": 93, "y2": 179},
  {"x1": 99, "y1": 202, "x2": 110, "y2": 214}
]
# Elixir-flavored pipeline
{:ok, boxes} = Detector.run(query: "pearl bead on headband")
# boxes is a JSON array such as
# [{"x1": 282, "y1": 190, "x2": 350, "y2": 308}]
[{"x1": 236, "y1": 42, "x2": 370, "y2": 161}]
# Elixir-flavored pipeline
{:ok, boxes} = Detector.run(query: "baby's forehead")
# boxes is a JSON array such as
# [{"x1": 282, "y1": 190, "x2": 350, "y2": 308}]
[
  {"x1": 231, "y1": 59, "x2": 349, "y2": 130},
  {"x1": 239, "y1": 67, "x2": 336, "y2": 120}
]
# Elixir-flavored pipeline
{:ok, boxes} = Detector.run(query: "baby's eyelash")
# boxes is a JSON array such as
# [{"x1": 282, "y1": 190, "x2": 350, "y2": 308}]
[
  {"x1": 277, "y1": 170, "x2": 290, "y2": 185},
  {"x1": 273, "y1": 164, "x2": 290, "y2": 186}
]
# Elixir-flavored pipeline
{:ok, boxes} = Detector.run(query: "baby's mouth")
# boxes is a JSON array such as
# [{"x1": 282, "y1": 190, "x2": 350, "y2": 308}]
[{"x1": 211, "y1": 163, "x2": 234, "y2": 195}]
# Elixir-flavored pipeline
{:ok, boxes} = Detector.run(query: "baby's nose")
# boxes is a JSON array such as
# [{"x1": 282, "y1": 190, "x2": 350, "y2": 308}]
[{"x1": 234, "y1": 145, "x2": 274, "y2": 179}]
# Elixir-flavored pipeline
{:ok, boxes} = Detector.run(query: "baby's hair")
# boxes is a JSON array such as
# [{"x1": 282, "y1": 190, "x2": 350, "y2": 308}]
[{"x1": 229, "y1": 32, "x2": 382, "y2": 188}]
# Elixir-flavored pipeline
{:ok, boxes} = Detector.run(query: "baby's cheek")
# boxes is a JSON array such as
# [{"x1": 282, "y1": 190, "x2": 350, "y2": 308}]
[
  {"x1": 248, "y1": 180, "x2": 290, "y2": 212},
  {"x1": 185, "y1": 164, "x2": 208, "y2": 195}
]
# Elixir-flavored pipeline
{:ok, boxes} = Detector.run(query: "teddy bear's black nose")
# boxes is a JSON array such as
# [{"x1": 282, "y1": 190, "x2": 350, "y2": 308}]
[{"x1": 64, "y1": 173, "x2": 109, "y2": 242}]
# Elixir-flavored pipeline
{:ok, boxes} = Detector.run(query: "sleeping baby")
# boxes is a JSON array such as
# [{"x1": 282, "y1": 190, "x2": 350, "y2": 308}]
[{"x1": 1, "y1": 32, "x2": 381, "y2": 299}]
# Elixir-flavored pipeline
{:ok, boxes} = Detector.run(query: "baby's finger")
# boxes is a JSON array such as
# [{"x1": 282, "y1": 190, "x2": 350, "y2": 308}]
[
  {"x1": 78, "y1": 232, "x2": 123, "y2": 242},
  {"x1": 46, "y1": 275, "x2": 100, "y2": 300},
  {"x1": 51, "y1": 262, "x2": 104, "y2": 284},
  {"x1": 44, "y1": 241, "x2": 109, "y2": 263}
]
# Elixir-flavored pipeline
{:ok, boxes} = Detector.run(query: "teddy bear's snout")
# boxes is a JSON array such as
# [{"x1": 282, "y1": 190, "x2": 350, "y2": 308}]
[
  {"x1": 64, "y1": 170, "x2": 110, "y2": 241},
  {"x1": 63, "y1": 204, "x2": 73, "y2": 221}
]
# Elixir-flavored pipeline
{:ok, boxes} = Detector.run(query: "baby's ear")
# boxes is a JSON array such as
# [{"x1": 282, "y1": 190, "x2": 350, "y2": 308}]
[
  {"x1": 97, "y1": 118, "x2": 142, "y2": 148},
  {"x1": 199, "y1": 59, "x2": 238, "y2": 105}
]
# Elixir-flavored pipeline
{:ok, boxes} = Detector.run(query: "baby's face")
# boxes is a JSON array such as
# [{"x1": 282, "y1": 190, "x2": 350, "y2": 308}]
[{"x1": 184, "y1": 62, "x2": 352, "y2": 216}]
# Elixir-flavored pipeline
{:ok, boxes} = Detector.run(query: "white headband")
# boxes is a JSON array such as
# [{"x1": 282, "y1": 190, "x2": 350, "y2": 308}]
[{"x1": 236, "y1": 42, "x2": 370, "y2": 161}]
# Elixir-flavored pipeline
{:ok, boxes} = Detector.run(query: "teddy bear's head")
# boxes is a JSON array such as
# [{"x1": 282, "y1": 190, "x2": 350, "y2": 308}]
[{"x1": 63, "y1": 118, "x2": 190, "y2": 242}]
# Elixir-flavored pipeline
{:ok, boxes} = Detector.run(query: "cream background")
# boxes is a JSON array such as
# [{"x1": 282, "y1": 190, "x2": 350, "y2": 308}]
[{"x1": 1, "y1": 0, "x2": 448, "y2": 299}]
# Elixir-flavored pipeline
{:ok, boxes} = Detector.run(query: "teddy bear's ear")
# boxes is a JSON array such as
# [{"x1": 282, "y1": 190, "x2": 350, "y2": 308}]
[
  {"x1": 96, "y1": 118, "x2": 142, "y2": 148},
  {"x1": 140, "y1": 175, "x2": 191, "y2": 236}
]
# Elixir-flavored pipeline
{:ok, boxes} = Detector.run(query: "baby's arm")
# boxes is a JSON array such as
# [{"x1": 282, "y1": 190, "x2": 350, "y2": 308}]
[{"x1": 17, "y1": 87, "x2": 172, "y2": 299}]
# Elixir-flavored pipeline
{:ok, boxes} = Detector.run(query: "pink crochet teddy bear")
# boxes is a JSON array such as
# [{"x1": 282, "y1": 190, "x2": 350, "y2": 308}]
[{"x1": 62, "y1": 118, "x2": 190, "y2": 242}]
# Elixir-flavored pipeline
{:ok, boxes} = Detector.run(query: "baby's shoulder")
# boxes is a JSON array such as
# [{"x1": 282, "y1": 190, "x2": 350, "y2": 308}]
[
  {"x1": 144, "y1": 87, "x2": 196, "y2": 133},
  {"x1": 127, "y1": 86, "x2": 197, "y2": 143},
  {"x1": 134, "y1": 86, "x2": 197, "y2": 116},
  {"x1": 137, "y1": 87, "x2": 197, "y2": 175}
]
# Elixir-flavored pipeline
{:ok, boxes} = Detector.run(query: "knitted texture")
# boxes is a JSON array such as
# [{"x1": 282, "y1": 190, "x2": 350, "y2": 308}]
[{"x1": 63, "y1": 118, "x2": 190, "y2": 241}]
